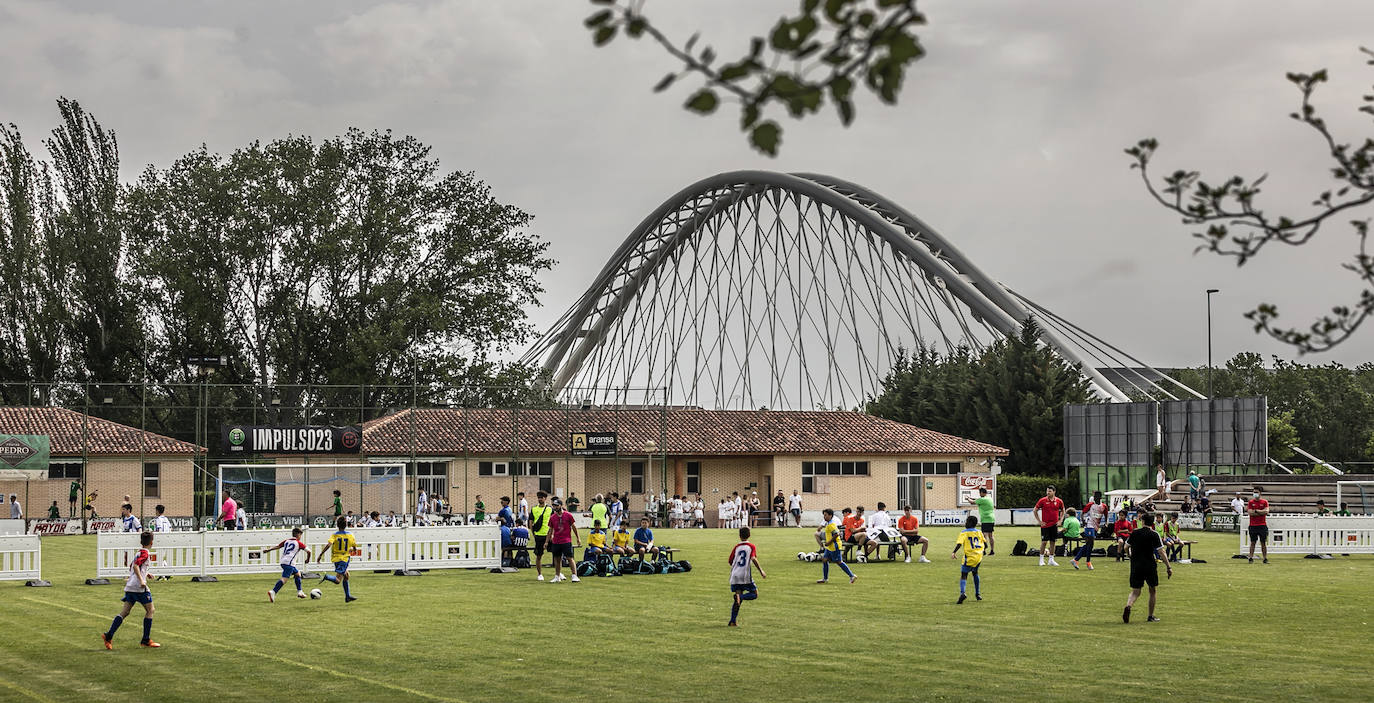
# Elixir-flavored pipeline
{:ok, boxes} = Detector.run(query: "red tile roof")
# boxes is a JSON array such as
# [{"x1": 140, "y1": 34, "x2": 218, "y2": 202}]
[
  {"x1": 361, "y1": 408, "x2": 1008, "y2": 457},
  {"x1": 0, "y1": 407, "x2": 202, "y2": 456}
]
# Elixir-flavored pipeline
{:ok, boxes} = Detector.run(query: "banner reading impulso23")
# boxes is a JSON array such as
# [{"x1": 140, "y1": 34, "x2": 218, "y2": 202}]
[{"x1": 221, "y1": 425, "x2": 362, "y2": 454}]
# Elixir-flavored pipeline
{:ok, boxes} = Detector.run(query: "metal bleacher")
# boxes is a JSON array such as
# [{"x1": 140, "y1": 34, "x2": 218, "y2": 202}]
[{"x1": 1151, "y1": 474, "x2": 1374, "y2": 515}]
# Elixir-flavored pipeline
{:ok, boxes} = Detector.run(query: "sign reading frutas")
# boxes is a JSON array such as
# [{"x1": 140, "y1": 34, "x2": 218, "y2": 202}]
[
  {"x1": 1203, "y1": 512, "x2": 1241, "y2": 532},
  {"x1": 221, "y1": 425, "x2": 363, "y2": 454},
  {"x1": 0, "y1": 435, "x2": 49, "y2": 475},
  {"x1": 570, "y1": 431, "x2": 617, "y2": 457}
]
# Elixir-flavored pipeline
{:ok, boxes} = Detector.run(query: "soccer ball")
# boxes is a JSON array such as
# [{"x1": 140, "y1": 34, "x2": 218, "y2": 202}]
[
  {"x1": 804, "y1": 552, "x2": 817, "y2": 562},
  {"x1": 309, "y1": 588, "x2": 323, "y2": 599},
  {"x1": 797, "y1": 551, "x2": 806, "y2": 561},
  {"x1": 855, "y1": 554, "x2": 868, "y2": 563}
]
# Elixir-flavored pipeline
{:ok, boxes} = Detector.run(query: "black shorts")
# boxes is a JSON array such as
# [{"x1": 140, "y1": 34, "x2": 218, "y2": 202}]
[
  {"x1": 549, "y1": 541, "x2": 573, "y2": 559},
  {"x1": 981, "y1": 523, "x2": 994, "y2": 534},
  {"x1": 1248, "y1": 525, "x2": 1269, "y2": 542},
  {"x1": 534, "y1": 535, "x2": 548, "y2": 555},
  {"x1": 1040, "y1": 526, "x2": 1059, "y2": 542},
  {"x1": 1129, "y1": 565, "x2": 1160, "y2": 589}
]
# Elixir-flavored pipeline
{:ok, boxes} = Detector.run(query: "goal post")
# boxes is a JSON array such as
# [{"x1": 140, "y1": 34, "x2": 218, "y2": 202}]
[
  {"x1": 1336, "y1": 481, "x2": 1374, "y2": 514},
  {"x1": 216, "y1": 463, "x2": 407, "y2": 527}
]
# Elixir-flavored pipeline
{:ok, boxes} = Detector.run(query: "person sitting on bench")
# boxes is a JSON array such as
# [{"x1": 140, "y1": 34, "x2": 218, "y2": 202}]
[
  {"x1": 584, "y1": 527, "x2": 610, "y2": 562},
  {"x1": 1113, "y1": 512, "x2": 1134, "y2": 561},
  {"x1": 633, "y1": 517, "x2": 659, "y2": 564},
  {"x1": 611, "y1": 523, "x2": 633, "y2": 555},
  {"x1": 842, "y1": 507, "x2": 871, "y2": 560},
  {"x1": 866, "y1": 502, "x2": 909, "y2": 561}
]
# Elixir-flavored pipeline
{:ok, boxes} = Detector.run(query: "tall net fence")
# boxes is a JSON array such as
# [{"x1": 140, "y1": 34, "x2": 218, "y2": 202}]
[{"x1": 0, "y1": 382, "x2": 668, "y2": 525}]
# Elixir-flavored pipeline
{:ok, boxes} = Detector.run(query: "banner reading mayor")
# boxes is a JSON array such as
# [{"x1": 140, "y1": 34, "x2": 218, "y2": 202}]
[{"x1": 221, "y1": 425, "x2": 362, "y2": 454}]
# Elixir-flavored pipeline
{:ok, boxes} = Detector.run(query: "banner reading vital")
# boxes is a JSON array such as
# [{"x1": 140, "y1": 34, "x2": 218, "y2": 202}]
[
  {"x1": 0, "y1": 435, "x2": 49, "y2": 475},
  {"x1": 221, "y1": 425, "x2": 362, "y2": 454}
]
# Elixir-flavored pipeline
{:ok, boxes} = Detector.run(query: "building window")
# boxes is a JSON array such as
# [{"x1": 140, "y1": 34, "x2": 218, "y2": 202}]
[
  {"x1": 511, "y1": 461, "x2": 554, "y2": 493},
  {"x1": 897, "y1": 461, "x2": 962, "y2": 475},
  {"x1": 686, "y1": 461, "x2": 701, "y2": 495},
  {"x1": 142, "y1": 462, "x2": 160, "y2": 498},
  {"x1": 629, "y1": 462, "x2": 645, "y2": 494},
  {"x1": 48, "y1": 460, "x2": 83, "y2": 480}
]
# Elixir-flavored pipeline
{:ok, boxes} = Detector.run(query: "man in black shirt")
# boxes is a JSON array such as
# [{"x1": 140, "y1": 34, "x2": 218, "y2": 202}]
[{"x1": 1123, "y1": 512, "x2": 1172, "y2": 623}]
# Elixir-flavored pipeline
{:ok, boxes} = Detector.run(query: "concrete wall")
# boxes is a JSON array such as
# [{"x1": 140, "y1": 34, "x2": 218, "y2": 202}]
[{"x1": 0, "y1": 455, "x2": 195, "y2": 520}]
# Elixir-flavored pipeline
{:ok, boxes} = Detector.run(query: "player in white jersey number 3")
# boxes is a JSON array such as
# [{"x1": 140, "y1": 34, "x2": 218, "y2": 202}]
[{"x1": 727, "y1": 527, "x2": 766, "y2": 627}]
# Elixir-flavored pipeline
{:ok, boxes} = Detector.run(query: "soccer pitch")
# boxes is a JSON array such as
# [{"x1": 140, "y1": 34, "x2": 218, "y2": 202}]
[{"x1": 1, "y1": 527, "x2": 1370, "y2": 702}]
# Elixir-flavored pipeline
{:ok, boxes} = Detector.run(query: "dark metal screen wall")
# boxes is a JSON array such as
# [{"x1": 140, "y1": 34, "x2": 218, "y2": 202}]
[
  {"x1": 1160, "y1": 396, "x2": 1268, "y2": 468},
  {"x1": 1064, "y1": 402, "x2": 1156, "y2": 467}
]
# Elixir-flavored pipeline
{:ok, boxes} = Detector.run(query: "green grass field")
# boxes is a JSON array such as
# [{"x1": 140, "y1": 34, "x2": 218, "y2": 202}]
[{"x1": 1, "y1": 526, "x2": 1370, "y2": 702}]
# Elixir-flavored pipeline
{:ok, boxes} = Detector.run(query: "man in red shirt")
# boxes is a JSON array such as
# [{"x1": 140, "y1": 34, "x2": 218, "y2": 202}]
[
  {"x1": 1032, "y1": 485, "x2": 1065, "y2": 566},
  {"x1": 1246, "y1": 486, "x2": 1270, "y2": 564},
  {"x1": 546, "y1": 498, "x2": 581, "y2": 583}
]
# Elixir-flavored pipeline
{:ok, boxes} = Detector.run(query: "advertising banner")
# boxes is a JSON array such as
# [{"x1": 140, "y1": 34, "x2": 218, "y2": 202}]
[
  {"x1": 1204, "y1": 512, "x2": 1241, "y2": 532},
  {"x1": 922, "y1": 509, "x2": 970, "y2": 526},
  {"x1": 570, "y1": 431, "x2": 617, "y2": 457},
  {"x1": 0, "y1": 434, "x2": 49, "y2": 478},
  {"x1": 956, "y1": 474, "x2": 996, "y2": 506},
  {"x1": 221, "y1": 425, "x2": 362, "y2": 454}
]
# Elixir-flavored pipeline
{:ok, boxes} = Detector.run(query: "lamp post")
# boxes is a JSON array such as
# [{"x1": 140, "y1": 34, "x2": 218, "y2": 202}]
[
  {"x1": 644, "y1": 439, "x2": 658, "y2": 525},
  {"x1": 1206, "y1": 289, "x2": 1220, "y2": 398}
]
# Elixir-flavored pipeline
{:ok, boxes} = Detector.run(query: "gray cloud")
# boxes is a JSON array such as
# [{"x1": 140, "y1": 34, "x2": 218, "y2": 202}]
[{"x1": 3, "y1": 0, "x2": 1372, "y2": 372}]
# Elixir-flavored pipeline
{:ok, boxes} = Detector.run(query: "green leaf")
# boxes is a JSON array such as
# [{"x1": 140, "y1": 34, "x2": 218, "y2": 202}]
[
  {"x1": 719, "y1": 61, "x2": 752, "y2": 82},
  {"x1": 685, "y1": 32, "x2": 701, "y2": 52},
  {"x1": 829, "y1": 75, "x2": 854, "y2": 102},
  {"x1": 626, "y1": 18, "x2": 647, "y2": 37},
  {"x1": 584, "y1": 9, "x2": 613, "y2": 28},
  {"x1": 653, "y1": 73, "x2": 677, "y2": 93},
  {"x1": 684, "y1": 89, "x2": 719, "y2": 114},
  {"x1": 740, "y1": 103, "x2": 761, "y2": 129},
  {"x1": 750, "y1": 121, "x2": 782, "y2": 156},
  {"x1": 592, "y1": 25, "x2": 617, "y2": 46},
  {"x1": 836, "y1": 98, "x2": 855, "y2": 126}
]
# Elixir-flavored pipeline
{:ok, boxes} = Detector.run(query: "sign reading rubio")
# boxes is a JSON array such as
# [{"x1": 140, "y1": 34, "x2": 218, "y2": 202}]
[
  {"x1": 0, "y1": 435, "x2": 49, "y2": 471},
  {"x1": 222, "y1": 425, "x2": 363, "y2": 454},
  {"x1": 570, "y1": 432, "x2": 617, "y2": 456}
]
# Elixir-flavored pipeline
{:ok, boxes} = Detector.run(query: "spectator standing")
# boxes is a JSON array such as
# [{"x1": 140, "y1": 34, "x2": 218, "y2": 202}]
[
  {"x1": 1186, "y1": 470, "x2": 1202, "y2": 501},
  {"x1": 589, "y1": 494, "x2": 607, "y2": 530},
  {"x1": 497, "y1": 497, "x2": 515, "y2": 528},
  {"x1": 1033, "y1": 485, "x2": 1065, "y2": 567},
  {"x1": 788, "y1": 490, "x2": 803, "y2": 527},
  {"x1": 69, "y1": 480, "x2": 80, "y2": 517},
  {"x1": 566, "y1": 492, "x2": 580, "y2": 513},
  {"x1": 529, "y1": 491, "x2": 553, "y2": 581},
  {"x1": 333, "y1": 489, "x2": 344, "y2": 518},
  {"x1": 120, "y1": 503, "x2": 142, "y2": 532},
  {"x1": 546, "y1": 499, "x2": 580, "y2": 583},
  {"x1": 473, "y1": 495, "x2": 486, "y2": 525},
  {"x1": 647, "y1": 493, "x2": 660, "y2": 527},
  {"x1": 220, "y1": 493, "x2": 237, "y2": 531},
  {"x1": 1123, "y1": 512, "x2": 1172, "y2": 623},
  {"x1": 1229, "y1": 493, "x2": 1245, "y2": 516},
  {"x1": 415, "y1": 488, "x2": 428, "y2": 525},
  {"x1": 235, "y1": 498, "x2": 247, "y2": 530},
  {"x1": 1247, "y1": 486, "x2": 1270, "y2": 564},
  {"x1": 608, "y1": 492, "x2": 624, "y2": 531},
  {"x1": 8, "y1": 494, "x2": 20, "y2": 520},
  {"x1": 748, "y1": 492, "x2": 761, "y2": 527},
  {"x1": 693, "y1": 494, "x2": 706, "y2": 528},
  {"x1": 517, "y1": 492, "x2": 529, "y2": 524},
  {"x1": 773, "y1": 490, "x2": 787, "y2": 527},
  {"x1": 965, "y1": 487, "x2": 997, "y2": 556},
  {"x1": 48, "y1": 501, "x2": 60, "y2": 520}
]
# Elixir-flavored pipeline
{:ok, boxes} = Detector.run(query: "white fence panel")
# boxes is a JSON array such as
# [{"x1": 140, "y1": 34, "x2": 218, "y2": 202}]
[
  {"x1": 307, "y1": 527, "x2": 408, "y2": 571},
  {"x1": 404, "y1": 526, "x2": 501, "y2": 569},
  {"x1": 97, "y1": 531, "x2": 207, "y2": 578},
  {"x1": 203, "y1": 529, "x2": 297, "y2": 576},
  {"x1": 1238, "y1": 515, "x2": 1374, "y2": 555},
  {"x1": 0, "y1": 534, "x2": 41, "y2": 581}
]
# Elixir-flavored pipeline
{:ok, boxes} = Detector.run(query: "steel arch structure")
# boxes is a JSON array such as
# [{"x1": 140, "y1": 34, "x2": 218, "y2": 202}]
[{"x1": 523, "y1": 171, "x2": 1188, "y2": 409}]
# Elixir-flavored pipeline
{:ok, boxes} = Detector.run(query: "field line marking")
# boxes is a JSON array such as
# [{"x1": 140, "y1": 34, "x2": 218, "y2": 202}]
[
  {"x1": 0, "y1": 675, "x2": 59, "y2": 703},
  {"x1": 20, "y1": 597, "x2": 462, "y2": 703}
]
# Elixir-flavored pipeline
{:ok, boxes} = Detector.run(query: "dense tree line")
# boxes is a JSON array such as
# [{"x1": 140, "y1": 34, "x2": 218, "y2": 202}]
[
  {"x1": 866, "y1": 320, "x2": 1095, "y2": 476},
  {"x1": 0, "y1": 99, "x2": 554, "y2": 433}
]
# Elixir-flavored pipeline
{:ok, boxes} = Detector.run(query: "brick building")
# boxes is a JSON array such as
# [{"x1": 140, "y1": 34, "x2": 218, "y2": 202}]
[
  {"x1": 271, "y1": 408, "x2": 1007, "y2": 521},
  {"x1": 0, "y1": 407, "x2": 201, "y2": 519}
]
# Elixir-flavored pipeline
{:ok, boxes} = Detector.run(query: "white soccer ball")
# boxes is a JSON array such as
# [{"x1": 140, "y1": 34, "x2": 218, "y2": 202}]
[
  {"x1": 309, "y1": 588, "x2": 323, "y2": 599},
  {"x1": 805, "y1": 552, "x2": 816, "y2": 562},
  {"x1": 855, "y1": 554, "x2": 868, "y2": 563},
  {"x1": 797, "y1": 551, "x2": 806, "y2": 561}
]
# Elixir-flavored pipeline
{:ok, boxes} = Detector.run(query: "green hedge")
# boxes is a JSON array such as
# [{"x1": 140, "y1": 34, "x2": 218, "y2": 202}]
[{"x1": 996, "y1": 474, "x2": 1080, "y2": 509}]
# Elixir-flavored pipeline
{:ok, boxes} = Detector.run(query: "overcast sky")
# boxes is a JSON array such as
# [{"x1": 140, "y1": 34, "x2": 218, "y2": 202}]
[{"x1": 4, "y1": 0, "x2": 1373, "y2": 373}]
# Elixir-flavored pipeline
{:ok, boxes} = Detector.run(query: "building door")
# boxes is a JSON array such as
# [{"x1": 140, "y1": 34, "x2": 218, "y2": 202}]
[{"x1": 898, "y1": 475, "x2": 922, "y2": 513}]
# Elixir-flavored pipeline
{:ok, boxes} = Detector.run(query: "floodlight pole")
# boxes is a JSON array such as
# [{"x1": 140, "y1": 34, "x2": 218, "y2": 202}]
[{"x1": 1206, "y1": 289, "x2": 1219, "y2": 399}]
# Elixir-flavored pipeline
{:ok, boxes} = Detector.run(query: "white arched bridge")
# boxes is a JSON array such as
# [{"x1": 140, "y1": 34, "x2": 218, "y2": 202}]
[{"x1": 522, "y1": 171, "x2": 1198, "y2": 409}]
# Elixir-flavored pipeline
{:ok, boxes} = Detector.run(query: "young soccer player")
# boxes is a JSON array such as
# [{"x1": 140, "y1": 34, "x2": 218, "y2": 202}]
[
  {"x1": 727, "y1": 526, "x2": 766, "y2": 626},
  {"x1": 264, "y1": 527, "x2": 311, "y2": 602},
  {"x1": 584, "y1": 527, "x2": 609, "y2": 561},
  {"x1": 152, "y1": 504, "x2": 172, "y2": 533},
  {"x1": 951, "y1": 515, "x2": 986, "y2": 604},
  {"x1": 316, "y1": 516, "x2": 358, "y2": 602},
  {"x1": 611, "y1": 522, "x2": 633, "y2": 555},
  {"x1": 816, "y1": 508, "x2": 856, "y2": 584},
  {"x1": 102, "y1": 531, "x2": 159, "y2": 649},
  {"x1": 633, "y1": 517, "x2": 658, "y2": 565},
  {"x1": 120, "y1": 503, "x2": 141, "y2": 533}
]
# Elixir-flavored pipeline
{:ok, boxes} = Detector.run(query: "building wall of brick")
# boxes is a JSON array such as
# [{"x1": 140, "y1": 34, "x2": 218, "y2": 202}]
[
  {"x1": 0, "y1": 455, "x2": 195, "y2": 520},
  {"x1": 771, "y1": 454, "x2": 996, "y2": 512}
]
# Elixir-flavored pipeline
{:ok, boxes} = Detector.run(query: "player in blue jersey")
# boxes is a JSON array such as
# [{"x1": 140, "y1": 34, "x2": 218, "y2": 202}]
[
  {"x1": 951, "y1": 515, "x2": 986, "y2": 604},
  {"x1": 727, "y1": 527, "x2": 766, "y2": 626},
  {"x1": 263, "y1": 527, "x2": 311, "y2": 602}
]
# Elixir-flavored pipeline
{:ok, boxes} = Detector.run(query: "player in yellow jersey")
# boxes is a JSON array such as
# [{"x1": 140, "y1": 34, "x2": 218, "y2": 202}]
[
  {"x1": 815, "y1": 508, "x2": 856, "y2": 585},
  {"x1": 951, "y1": 515, "x2": 986, "y2": 604},
  {"x1": 314, "y1": 516, "x2": 358, "y2": 602},
  {"x1": 610, "y1": 523, "x2": 633, "y2": 555}
]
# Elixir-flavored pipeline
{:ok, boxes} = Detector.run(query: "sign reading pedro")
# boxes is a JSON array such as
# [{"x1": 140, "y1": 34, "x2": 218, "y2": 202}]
[
  {"x1": 221, "y1": 425, "x2": 362, "y2": 454},
  {"x1": 0, "y1": 435, "x2": 49, "y2": 473},
  {"x1": 570, "y1": 431, "x2": 617, "y2": 456}
]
